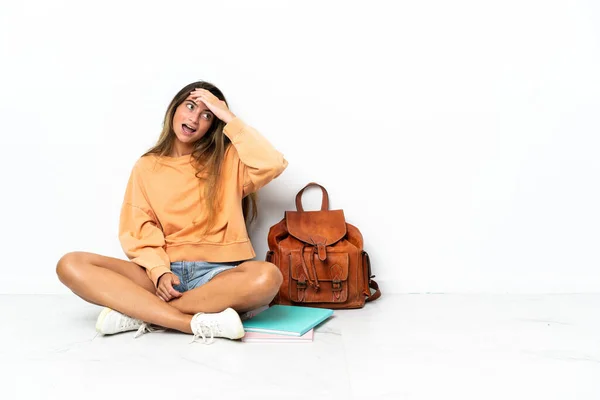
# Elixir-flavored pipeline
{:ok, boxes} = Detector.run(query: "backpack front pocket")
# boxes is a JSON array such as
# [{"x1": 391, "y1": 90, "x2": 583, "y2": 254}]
[{"x1": 289, "y1": 249, "x2": 349, "y2": 304}]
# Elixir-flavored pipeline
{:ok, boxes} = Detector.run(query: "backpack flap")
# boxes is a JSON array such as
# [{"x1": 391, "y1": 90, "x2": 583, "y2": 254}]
[{"x1": 285, "y1": 210, "x2": 347, "y2": 259}]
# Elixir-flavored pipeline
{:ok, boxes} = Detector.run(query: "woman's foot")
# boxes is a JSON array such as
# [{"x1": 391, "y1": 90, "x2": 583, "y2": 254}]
[
  {"x1": 191, "y1": 307, "x2": 245, "y2": 344},
  {"x1": 95, "y1": 307, "x2": 157, "y2": 338}
]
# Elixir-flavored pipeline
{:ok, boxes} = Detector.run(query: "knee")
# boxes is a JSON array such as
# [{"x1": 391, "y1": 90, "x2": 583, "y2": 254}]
[
  {"x1": 56, "y1": 251, "x2": 88, "y2": 285},
  {"x1": 253, "y1": 262, "x2": 283, "y2": 292}
]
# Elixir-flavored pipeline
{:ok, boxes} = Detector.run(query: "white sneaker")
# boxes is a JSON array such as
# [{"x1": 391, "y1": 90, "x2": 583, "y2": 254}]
[
  {"x1": 95, "y1": 307, "x2": 159, "y2": 338},
  {"x1": 190, "y1": 307, "x2": 245, "y2": 344}
]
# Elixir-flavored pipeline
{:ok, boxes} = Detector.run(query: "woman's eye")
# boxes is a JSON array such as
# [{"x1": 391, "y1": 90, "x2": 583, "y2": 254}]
[
  {"x1": 201, "y1": 112, "x2": 213, "y2": 120},
  {"x1": 186, "y1": 103, "x2": 194, "y2": 110}
]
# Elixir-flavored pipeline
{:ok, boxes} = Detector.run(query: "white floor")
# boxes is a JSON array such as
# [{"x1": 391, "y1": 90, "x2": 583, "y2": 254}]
[{"x1": 1, "y1": 294, "x2": 599, "y2": 400}]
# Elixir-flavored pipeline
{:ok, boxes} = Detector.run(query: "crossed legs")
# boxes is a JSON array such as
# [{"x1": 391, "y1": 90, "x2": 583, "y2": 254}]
[{"x1": 56, "y1": 252, "x2": 282, "y2": 334}]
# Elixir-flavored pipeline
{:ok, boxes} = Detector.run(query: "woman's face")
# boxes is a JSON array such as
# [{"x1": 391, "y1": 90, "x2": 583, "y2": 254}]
[{"x1": 172, "y1": 95, "x2": 215, "y2": 145}]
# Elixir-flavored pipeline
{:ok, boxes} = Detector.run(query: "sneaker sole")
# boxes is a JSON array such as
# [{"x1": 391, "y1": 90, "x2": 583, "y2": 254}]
[{"x1": 95, "y1": 307, "x2": 113, "y2": 333}]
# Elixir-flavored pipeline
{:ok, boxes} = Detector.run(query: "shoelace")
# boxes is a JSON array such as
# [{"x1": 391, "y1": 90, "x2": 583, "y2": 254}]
[
  {"x1": 134, "y1": 323, "x2": 165, "y2": 339},
  {"x1": 118, "y1": 315, "x2": 142, "y2": 332},
  {"x1": 191, "y1": 314, "x2": 223, "y2": 345}
]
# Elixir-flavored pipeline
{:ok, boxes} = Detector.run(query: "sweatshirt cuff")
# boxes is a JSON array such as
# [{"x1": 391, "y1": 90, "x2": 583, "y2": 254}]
[
  {"x1": 223, "y1": 117, "x2": 245, "y2": 143},
  {"x1": 148, "y1": 266, "x2": 172, "y2": 287}
]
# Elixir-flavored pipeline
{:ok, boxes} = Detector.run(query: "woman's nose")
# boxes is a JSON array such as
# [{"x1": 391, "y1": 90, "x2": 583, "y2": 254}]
[{"x1": 188, "y1": 111, "x2": 200, "y2": 122}]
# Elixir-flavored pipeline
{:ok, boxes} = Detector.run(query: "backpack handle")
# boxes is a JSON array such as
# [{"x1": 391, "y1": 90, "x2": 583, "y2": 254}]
[{"x1": 295, "y1": 182, "x2": 330, "y2": 212}]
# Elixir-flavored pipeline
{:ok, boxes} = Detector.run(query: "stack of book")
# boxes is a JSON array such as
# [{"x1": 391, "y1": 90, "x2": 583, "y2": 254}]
[{"x1": 240, "y1": 304, "x2": 333, "y2": 343}]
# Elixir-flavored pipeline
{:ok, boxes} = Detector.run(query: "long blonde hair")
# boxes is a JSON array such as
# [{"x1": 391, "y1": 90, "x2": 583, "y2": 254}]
[{"x1": 143, "y1": 81, "x2": 257, "y2": 234}]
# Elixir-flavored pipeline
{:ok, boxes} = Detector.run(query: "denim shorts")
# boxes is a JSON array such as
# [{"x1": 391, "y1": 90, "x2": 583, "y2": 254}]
[{"x1": 170, "y1": 261, "x2": 240, "y2": 293}]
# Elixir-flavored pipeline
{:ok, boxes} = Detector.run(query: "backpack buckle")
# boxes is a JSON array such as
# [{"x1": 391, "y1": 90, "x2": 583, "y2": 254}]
[{"x1": 332, "y1": 279, "x2": 342, "y2": 291}]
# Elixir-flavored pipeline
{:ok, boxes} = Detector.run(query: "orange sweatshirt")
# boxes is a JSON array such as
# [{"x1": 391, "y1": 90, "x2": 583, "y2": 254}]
[{"x1": 118, "y1": 117, "x2": 288, "y2": 286}]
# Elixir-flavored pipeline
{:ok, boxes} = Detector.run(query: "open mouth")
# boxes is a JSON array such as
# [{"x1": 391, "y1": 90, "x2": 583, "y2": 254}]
[{"x1": 182, "y1": 124, "x2": 197, "y2": 135}]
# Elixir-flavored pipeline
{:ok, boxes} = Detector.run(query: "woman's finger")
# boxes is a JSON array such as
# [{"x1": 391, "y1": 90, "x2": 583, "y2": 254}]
[
  {"x1": 159, "y1": 287, "x2": 170, "y2": 301},
  {"x1": 192, "y1": 89, "x2": 217, "y2": 102},
  {"x1": 163, "y1": 281, "x2": 177, "y2": 300},
  {"x1": 167, "y1": 278, "x2": 181, "y2": 297},
  {"x1": 191, "y1": 94, "x2": 208, "y2": 106},
  {"x1": 190, "y1": 90, "x2": 207, "y2": 99}
]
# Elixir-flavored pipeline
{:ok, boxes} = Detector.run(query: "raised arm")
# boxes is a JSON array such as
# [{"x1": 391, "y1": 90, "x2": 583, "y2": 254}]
[
  {"x1": 223, "y1": 118, "x2": 288, "y2": 196},
  {"x1": 189, "y1": 88, "x2": 288, "y2": 196}
]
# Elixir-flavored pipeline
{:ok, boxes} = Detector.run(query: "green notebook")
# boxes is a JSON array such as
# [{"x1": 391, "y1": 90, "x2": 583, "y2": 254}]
[{"x1": 242, "y1": 305, "x2": 333, "y2": 336}]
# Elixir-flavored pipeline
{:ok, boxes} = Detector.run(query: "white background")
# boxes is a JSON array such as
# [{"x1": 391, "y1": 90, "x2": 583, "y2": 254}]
[{"x1": 0, "y1": 0, "x2": 598, "y2": 294}]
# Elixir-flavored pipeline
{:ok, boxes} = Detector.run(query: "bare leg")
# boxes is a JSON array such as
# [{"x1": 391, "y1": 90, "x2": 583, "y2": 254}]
[
  {"x1": 56, "y1": 252, "x2": 193, "y2": 333},
  {"x1": 168, "y1": 261, "x2": 283, "y2": 315}
]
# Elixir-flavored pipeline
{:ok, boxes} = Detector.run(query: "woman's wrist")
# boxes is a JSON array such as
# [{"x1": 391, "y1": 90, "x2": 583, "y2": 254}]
[{"x1": 222, "y1": 112, "x2": 236, "y2": 125}]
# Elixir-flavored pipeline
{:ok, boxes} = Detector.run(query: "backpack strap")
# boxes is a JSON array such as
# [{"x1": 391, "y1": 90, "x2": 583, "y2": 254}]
[
  {"x1": 367, "y1": 279, "x2": 381, "y2": 302},
  {"x1": 363, "y1": 251, "x2": 382, "y2": 302}
]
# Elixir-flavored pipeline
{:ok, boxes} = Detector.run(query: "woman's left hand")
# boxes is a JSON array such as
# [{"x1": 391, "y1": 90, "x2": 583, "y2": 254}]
[{"x1": 190, "y1": 89, "x2": 236, "y2": 124}]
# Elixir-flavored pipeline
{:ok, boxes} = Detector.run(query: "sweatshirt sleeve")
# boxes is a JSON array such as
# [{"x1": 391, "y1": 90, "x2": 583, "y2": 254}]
[
  {"x1": 119, "y1": 160, "x2": 171, "y2": 287},
  {"x1": 223, "y1": 117, "x2": 288, "y2": 197}
]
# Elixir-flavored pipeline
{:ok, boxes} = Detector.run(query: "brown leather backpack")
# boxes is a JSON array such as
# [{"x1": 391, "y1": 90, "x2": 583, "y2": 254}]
[{"x1": 266, "y1": 182, "x2": 381, "y2": 309}]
